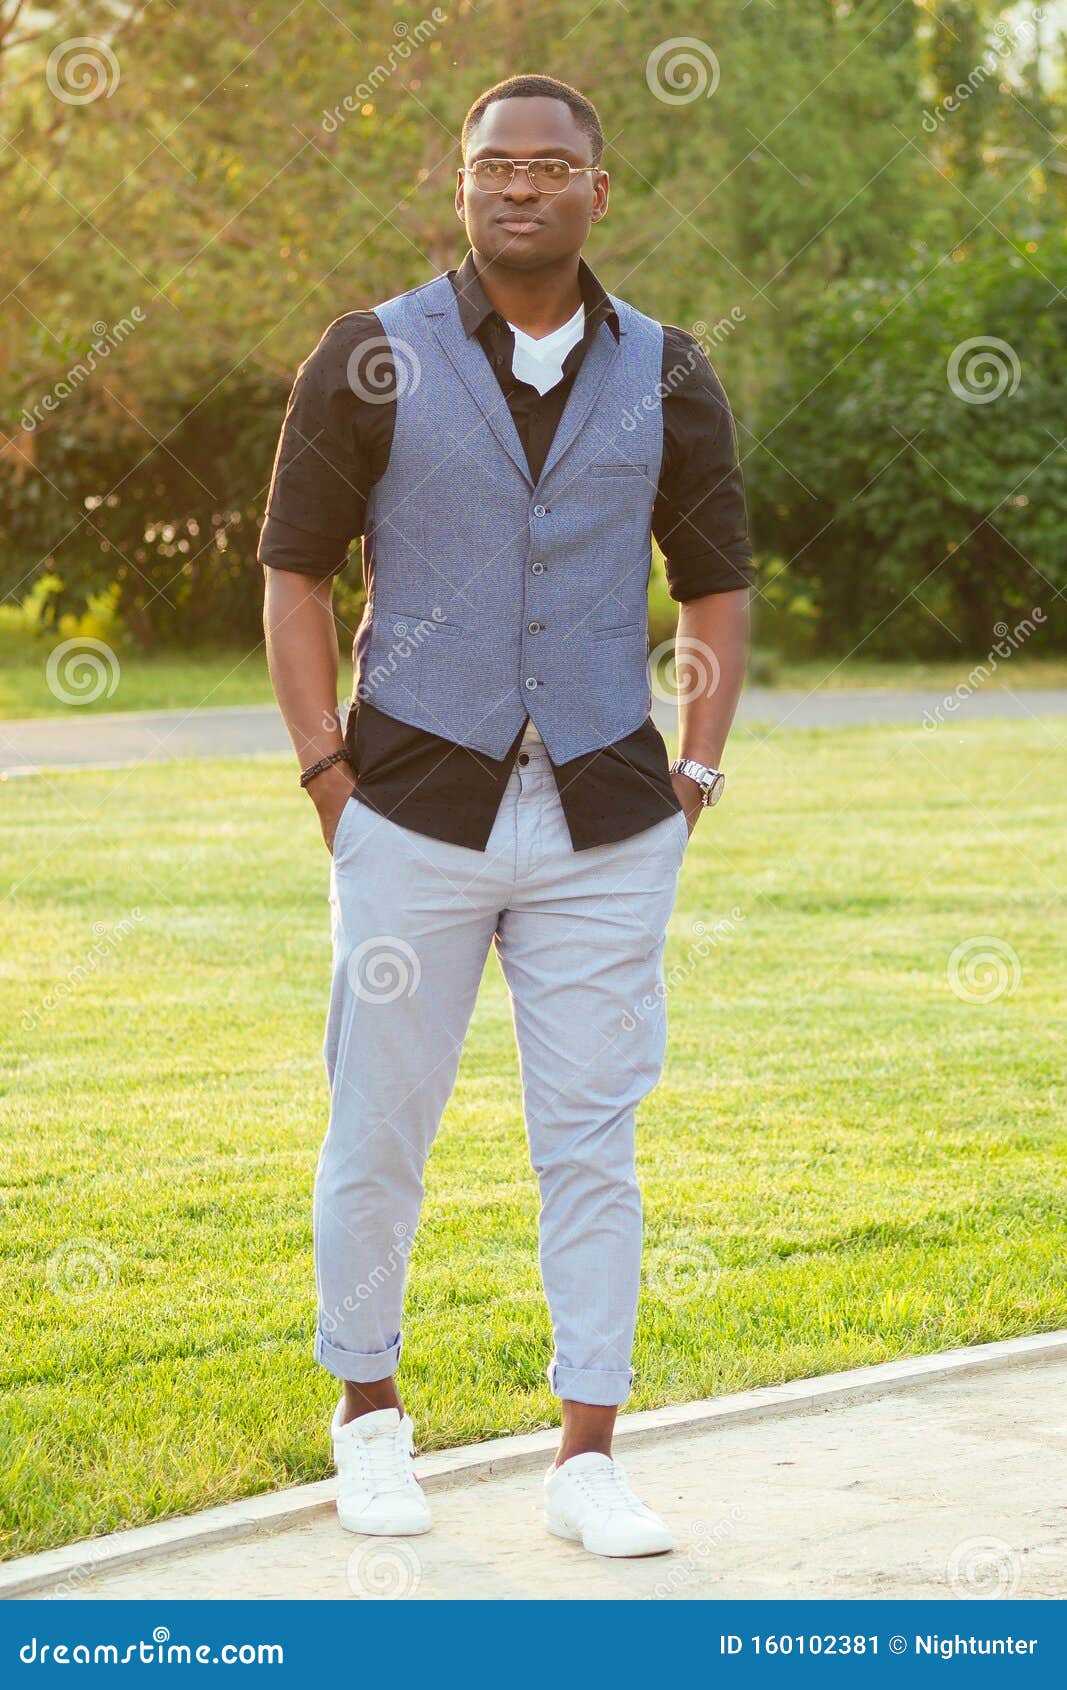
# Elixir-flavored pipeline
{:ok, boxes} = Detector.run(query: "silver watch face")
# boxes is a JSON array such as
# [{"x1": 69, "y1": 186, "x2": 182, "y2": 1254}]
[
  {"x1": 674, "y1": 759, "x2": 725, "y2": 806},
  {"x1": 703, "y1": 771, "x2": 725, "y2": 806}
]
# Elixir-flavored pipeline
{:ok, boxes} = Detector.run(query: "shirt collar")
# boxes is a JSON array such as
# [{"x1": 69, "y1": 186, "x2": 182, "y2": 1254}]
[{"x1": 448, "y1": 249, "x2": 620, "y2": 344}]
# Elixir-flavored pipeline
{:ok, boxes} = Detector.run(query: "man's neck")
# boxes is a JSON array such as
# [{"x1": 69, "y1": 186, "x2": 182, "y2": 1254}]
[{"x1": 471, "y1": 249, "x2": 583, "y2": 339}]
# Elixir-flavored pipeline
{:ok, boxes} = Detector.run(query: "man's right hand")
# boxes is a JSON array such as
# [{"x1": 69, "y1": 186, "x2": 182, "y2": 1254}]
[{"x1": 309, "y1": 762, "x2": 359, "y2": 855}]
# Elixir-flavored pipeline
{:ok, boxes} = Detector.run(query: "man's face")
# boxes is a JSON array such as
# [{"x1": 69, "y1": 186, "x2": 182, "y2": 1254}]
[{"x1": 456, "y1": 95, "x2": 608, "y2": 270}]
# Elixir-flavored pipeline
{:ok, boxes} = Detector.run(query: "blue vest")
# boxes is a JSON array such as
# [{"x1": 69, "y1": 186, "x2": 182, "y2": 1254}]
[{"x1": 354, "y1": 272, "x2": 665, "y2": 762}]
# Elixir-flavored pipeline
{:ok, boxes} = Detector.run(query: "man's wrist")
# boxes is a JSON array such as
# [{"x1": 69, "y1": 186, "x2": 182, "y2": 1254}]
[
  {"x1": 677, "y1": 743, "x2": 725, "y2": 769},
  {"x1": 670, "y1": 756, "x2": 725, "y2": 807},
  {"x1": 300, "y1": 746, "x2": 352, "y2": 789},
  {"x1": 303, "y1": 757, "x2": 356, "y2": 805}
]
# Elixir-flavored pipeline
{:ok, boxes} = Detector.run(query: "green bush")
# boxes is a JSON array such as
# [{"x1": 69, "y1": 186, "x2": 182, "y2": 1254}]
[
  {"x1": 0, "y1": 572, "x2": 127, "y2": 670},
  {"x1": 750, "y1": 236, "x2": 1067, "y2": 655},
  {"x1": 1, "y1": 366, "x2": 288, "y2": 652}
]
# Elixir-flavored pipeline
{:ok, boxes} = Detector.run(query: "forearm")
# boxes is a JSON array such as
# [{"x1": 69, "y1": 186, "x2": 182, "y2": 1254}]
[
  {"x1": 262, "y1": 567, "x2": 345, "y2": 771},
  {"x1": 675, "y1": 587, "x2": 750, "y2": 767}
]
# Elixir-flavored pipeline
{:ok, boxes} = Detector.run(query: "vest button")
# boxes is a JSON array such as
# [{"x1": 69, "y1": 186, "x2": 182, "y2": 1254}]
[
  {"x1": 524, "y1": 677, "x2": 538, "y2": 690},
  {"x1": 528, "y1": 621, "x2": 542, "y2": 633},
  {"x1": 532, "y1": 504, "x2": 547, "y2": 517},
  {"x1": 531, "y1": 562, "x2": 545, "y2": 575}
]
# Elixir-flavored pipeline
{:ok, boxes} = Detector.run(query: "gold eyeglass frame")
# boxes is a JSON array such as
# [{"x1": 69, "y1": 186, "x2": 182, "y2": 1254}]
[{"x1": 466, "y1": 157, "x2": 603, "y2": 194}]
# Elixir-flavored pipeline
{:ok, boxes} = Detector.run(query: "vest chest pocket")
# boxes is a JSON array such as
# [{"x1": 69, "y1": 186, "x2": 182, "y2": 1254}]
[{"x1": 587, "y1": 463, "x2": 649, "y2": 478}]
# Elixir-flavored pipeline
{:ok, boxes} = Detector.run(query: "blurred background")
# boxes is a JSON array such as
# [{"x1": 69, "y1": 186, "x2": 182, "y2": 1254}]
[{"x1": 2, "y1": 0, "x2": 1066, "y2": 698}]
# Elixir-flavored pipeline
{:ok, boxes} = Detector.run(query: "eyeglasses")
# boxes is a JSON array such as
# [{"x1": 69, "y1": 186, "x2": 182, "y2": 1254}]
[{"x1": 466, "y1": 157, "x2": 601, "y2": 194}]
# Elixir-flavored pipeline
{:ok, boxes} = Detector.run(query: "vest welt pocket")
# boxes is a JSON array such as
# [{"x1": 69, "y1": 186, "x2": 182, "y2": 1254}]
[
  {"x1": 378, "y1": 608, "x2": 462, "y2": 639},
  {"x1": 592, "y1": 620, "x2": 644, "y2": 640},
  {"x1": 587, "y1": 463, "x2": 649, "y2": 477}
]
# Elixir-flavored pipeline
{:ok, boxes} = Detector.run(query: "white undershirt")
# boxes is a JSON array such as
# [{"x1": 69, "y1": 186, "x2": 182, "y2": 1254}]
[{"x1": 507, "y1": 303, "x2": 585, "y2": 396}]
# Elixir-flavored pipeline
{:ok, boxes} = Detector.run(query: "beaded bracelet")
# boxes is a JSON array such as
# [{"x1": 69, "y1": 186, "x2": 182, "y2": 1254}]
[{"x1": 299, "y1": 748, "x2": 353, "y2": 790}]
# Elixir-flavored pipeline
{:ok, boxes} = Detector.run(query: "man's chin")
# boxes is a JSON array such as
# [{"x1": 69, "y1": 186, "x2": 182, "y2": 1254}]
[{"x1": 473, "y1": 235, "x2": 566, "y2": 271}]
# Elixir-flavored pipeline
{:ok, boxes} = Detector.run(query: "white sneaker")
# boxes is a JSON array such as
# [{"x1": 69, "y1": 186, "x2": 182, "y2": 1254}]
[
  {"x1": 544, "y1": 1451, "x2": 674, "y2": 1557},
  {"x1": 330, "y1": 1400, "x2": 431, "y2": 1536}
]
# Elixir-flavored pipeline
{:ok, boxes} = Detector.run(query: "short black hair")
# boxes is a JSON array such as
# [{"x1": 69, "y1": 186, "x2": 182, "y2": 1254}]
[{"x1": 461, "y1": 75, "x2": 604, "y2": 167}]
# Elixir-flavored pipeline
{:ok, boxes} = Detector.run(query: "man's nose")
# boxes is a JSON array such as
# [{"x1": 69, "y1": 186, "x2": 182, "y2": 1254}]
[{"x1": 503, "y1": 167, "x2": 541, "y2": 203}]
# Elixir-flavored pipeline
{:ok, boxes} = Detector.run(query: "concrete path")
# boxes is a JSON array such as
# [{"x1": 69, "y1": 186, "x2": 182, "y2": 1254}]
[
  {"x1": 3, "y1": 688, "x2": 1066, "y2": 777},
  {"x1": 6, "y1": 1336, "x2": 1065, "y2": 1602}
]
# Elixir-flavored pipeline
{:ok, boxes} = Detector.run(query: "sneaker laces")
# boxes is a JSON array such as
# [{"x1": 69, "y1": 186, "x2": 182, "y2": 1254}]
[
  {"x1": 345, "y1": 1425, "x2": 415, "y2": 1496},
  {"x1": 575, "y1": 1460, "x2": 644, "y2": 1515}
]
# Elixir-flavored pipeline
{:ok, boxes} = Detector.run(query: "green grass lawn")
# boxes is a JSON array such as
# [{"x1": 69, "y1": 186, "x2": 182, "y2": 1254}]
[
  {"x1": 0, "y1": 642, "x2": 274, "y2": 719},
  {"x1": 3, "y1": 641, "x2": 1067, "y2": 718},
  {"x1": 1, "y1": 717, "x2": 1065, "y2": 1562}
]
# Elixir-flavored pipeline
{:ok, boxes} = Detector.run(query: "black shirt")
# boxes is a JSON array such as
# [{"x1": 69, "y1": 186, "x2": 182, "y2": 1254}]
[{"x1": 258, "y1": 250, "x2": 753, "y2": 850}]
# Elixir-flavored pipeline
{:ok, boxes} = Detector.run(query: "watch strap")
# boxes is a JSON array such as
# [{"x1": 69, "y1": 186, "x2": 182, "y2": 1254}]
[{"x1": 670, "y1": 756, "x2": 725, "y2": 805}]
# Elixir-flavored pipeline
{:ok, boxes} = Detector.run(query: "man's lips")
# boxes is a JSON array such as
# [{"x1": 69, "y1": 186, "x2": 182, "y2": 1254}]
[{"x1": 496, "y1": 215, "x2": 544, "y2": 233}]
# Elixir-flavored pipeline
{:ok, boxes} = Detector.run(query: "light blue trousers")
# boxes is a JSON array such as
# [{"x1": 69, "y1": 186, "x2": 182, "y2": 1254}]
[{"x1": 314, "y1": 723, "x2": 688, "y2": 1406}]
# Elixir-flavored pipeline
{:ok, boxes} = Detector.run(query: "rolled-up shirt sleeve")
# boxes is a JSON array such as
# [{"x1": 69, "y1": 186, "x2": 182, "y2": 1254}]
[
  {"x1": 258, "y1": 314, "x2": 384, "y2": 577},
  {"x1": 654, "y1": 326, "x2": 754, "y2": 601}
]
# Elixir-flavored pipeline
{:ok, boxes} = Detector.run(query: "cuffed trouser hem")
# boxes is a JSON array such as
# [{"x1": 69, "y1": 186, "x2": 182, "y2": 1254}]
[
  {"x1": 314, "y1": 1326, "x2": 402, "y2": 1383},
  {"x1": 547, "y1": 1359, "x2": 634, "y2": 1407}
]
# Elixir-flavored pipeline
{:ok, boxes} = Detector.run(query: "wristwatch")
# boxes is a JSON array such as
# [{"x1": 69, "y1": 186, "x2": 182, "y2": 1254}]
[{"x1": 670, "y1": 756, "x2": 726, "y2": 807}]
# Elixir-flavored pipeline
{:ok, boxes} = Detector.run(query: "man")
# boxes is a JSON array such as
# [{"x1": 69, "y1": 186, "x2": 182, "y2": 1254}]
[{"x1": 259, "y1": 74, "x2": 752, "y2": 1558}]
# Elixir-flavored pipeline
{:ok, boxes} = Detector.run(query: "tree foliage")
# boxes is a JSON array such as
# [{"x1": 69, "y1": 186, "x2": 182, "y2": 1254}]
[
  {"x1": 0, "y1": 0, "x2": 1064, "y2": 651},
  {"x1": 753, "y1": 235, "x2": 1067, "y2": 655}
]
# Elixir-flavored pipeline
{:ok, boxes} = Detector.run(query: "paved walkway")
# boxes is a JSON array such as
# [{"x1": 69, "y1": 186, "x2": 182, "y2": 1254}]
[
  {"x1": 16, "y1": 1344, "x2": 1067, "y2": 1602},
  {"x1": 3, "y1": 688, "x2": 1065, "y2": 776}
]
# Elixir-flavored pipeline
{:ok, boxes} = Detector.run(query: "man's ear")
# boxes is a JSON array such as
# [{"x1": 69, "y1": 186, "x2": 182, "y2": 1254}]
[{"x1": 589, "y1": 172, "x2": 610, "y2": 225}]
